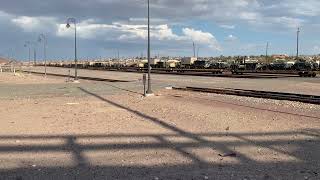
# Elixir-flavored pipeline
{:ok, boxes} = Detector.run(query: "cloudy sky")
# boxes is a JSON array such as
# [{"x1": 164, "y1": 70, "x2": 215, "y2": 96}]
[{"x1": 1, "y1": 0, "x2": 320, "y2": 60}]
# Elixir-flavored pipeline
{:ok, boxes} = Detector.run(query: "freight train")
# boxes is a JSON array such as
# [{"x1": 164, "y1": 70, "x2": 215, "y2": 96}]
[
  {"x1": 230, "y1": 61, "x2": 319, "y2": 77},
  {"x1": 43, "y1": 58, "x2": 319, "y2": 77}
]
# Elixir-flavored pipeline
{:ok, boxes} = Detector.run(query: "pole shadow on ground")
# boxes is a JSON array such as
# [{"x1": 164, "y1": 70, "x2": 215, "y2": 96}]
[{"x1": 0, "y1": 88, "x2": 318, "y2": 180}]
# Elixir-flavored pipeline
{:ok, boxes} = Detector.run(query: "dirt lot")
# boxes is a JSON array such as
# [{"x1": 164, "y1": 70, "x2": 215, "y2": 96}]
[
  {"x1": 0, "y1": 72, "x2": 319, "y2": 180},
  {"x1": 30, "y1": 66, "x2": 320, "y2": 96}
]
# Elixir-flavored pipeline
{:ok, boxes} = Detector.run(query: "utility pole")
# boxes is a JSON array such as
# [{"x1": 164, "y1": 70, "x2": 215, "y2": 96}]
[
  {"x1": 33, "y1": 48, "x2": 37, "y2": 65},
  {"x1": 146, "y1": 0, "x2": 153, "y2": 95},
  {"x1": 25, "y1": 41, "x2": 31, "y2": 66},
  {"x1": 266, "y1": 42, "x2": 269, "y2": 64},
  {"x1": 66, "y1": 18, "x2": 78, "y2": 81},
  {"x1": 197, "y1": 47, "x2": 200, "y2": 58},
  {"x1": 296, "y1": 27, "x2": 300, "y2": 59},
  {"x1": 193, "y1": 42, "x2": 196, "y2": 57},
  {"x1": 117, "y1": 49, "x2": 120, "y2": 67},
  {"x1": 38, "y1": 34, "x2": 47, "y2": 77},
  {"x1": 29, "y1": 47, "x2": 31, "y2": 65}
]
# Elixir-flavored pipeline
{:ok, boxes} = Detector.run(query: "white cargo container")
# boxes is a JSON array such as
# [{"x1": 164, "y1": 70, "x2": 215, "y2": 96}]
[
  {"x1": 181, "y1": 57, "x2": 197, "y2": 65},
  {"x1": 150, "y1": 58, "x2": 160, "y2": 65},
  {"x1": 137, "y1": 59, "x2": 148, "y2": 68},
  {"x1": 166, "y1": 60, "x2": 180, "y2": 68}
]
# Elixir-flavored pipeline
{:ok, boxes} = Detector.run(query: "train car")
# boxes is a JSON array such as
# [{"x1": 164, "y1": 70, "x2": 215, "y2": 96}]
[
  {"x1": 180, "y1": 57, "x2": 197, "y2": 69},
  {"x1": 210, "y1": 62, "x2": 230, "y2": 69},
  {"x1": 230, "y1": 64, "x2": 246, "y2": 74},
  {"x1": 269, "y1": 62, "x2": 287, "y2": 70},
  {"x1": 193, "y1": 60, "x2": 210, "y2": 69},
  {"x1": 292, "y1": 61, "x2": 317, "y2": 77},
  {"x1": 137, "y1": 60, "x2": 148, "y2": 69},
  {"x1": 166, "y1": 60, "x2": 180, "y2": 69}
]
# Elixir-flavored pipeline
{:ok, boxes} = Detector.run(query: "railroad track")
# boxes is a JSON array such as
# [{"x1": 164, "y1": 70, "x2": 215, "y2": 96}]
[
  {"x1": 173, "y1": 86, "x2": 320, "y2": 105},
  {"x1": 82, "y1": 67, "x2": 299, "y2": 79},
  {"x1": 23, "y1": 71, "x2": 130, "y2": 82}
]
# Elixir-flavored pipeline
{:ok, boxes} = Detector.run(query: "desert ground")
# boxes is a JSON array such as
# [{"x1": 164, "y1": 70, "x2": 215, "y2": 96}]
[
  {"x1": 0, "y1": 71, "x2": 319, "y2": 180},
  {"x1": 30, "y1": 66, "x2": 320, "y2": 96}
]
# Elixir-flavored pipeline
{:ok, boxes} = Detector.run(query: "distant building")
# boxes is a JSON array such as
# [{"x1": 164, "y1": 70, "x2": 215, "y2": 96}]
[
  {"x1": 0, "y1": 57, "x2": 9, "y2": 65},
  {"x1": 272, "y1": 54, "x2": 289, "y2": 60}
]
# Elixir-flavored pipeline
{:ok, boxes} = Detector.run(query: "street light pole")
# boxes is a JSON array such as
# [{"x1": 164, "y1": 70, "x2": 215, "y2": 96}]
[
  {"x1": 296, "y1": 27, "x2": 300, "y2": 59},
  {"x1": 265, "y1": 42, "x2": 269, "y2": 64},
  {"x1": 38, "y1": 34, "x2": 47, "y2": 77},
  {"x1": 33, "y1": 47, "x2": 36, "y2": 66},
  {"x1": 66, "y1": 18, "x2": 78, "y2": 81},
  {"x1": 146, "y1": 0, "x2": 153, "y2": 95},
  {"x1": 28, "y1": 48, "x2": 30, "y2": 64},
  {"x1": 24, "y1": 41, "x2": 31, "y2": 66}
]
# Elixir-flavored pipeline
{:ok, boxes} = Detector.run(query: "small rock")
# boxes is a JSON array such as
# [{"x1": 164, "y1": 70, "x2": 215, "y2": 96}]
[
  {"x1": 218, "y1": 152, "x2": 237, "y2": 157},
  {"x1": 263, "y1": 174, "x2": 270, "y2": 179},
  {"x1": 15, "y1": 176, "x2": 23, "y2": 180}
]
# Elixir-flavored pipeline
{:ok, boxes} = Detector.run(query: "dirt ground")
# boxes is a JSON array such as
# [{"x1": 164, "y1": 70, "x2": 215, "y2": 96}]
[
  {"x1": 30, "y1": 66, "x2": 320, "y2": 96},
  {"x1": 0, "y1": 72, "x2": 319, "y2": 180},
  {"x1": 0, "y1": 72, "x2": 63, "y2": 84}
]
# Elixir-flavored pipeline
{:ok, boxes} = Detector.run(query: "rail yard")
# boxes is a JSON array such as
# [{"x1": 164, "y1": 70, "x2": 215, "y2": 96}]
[
  {"x1": 0, "y1": 68, "x2": 319, "y2": 180},
  {"x1": 38, "y1": 56, "x2": 320, "y2": 78},
  {"x1": 1, "y1": 1, "x2": 320, "y2": 179}
]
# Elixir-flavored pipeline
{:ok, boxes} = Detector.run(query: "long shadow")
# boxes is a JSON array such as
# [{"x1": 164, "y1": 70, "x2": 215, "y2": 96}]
[
  {"x1": 78, "y1": 87, "x2": 229, "y2": 164},
  {"x1": 104, "y1": 83, "x2": 143, "y2": 96},
  {"x1": 25, "y1": 71, "x2": 131, "y2": 82},
  {"x1": 0, "y1": 131, "x2": 319, "y2": 180},
  {"x1": 77, "y1": 87, "x2": 320, "y2": 164},
  {"x1": 0, "y1": 88, "x2": 319, "y2": 179}
]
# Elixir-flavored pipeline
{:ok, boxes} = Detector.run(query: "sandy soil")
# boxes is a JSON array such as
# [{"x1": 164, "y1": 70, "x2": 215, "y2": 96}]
[
  {"x1": 0, "y1": 72, "x2": 64, "y2": 84},
  {"x1": 0, "y1": 73, "x2": 319, "y2": 180}
]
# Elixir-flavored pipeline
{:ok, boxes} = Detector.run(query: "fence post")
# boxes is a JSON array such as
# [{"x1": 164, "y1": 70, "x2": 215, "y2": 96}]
[
  {"x1": 68, "y1": 69, "x2": 71, "y2": 82},
  {"x1": 143, "y1": 74, "x2": 147, "y2": 97}
]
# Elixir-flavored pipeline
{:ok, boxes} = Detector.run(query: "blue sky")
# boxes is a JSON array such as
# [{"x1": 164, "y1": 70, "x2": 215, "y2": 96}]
[{"x1": 0, "y1": 0, "x2": 320, "y2": 60}]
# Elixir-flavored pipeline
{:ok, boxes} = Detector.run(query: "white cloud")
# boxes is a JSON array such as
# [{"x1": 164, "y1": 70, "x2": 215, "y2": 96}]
[
  {"x1": 266, "y1": 0, "x2": 320, "y2": 17},
  {"x1": 182, "y1": 28, "x2": 221, "y2": 51},
  {"x1": 239, "y1": 12, "x2": 260, "y2": 21},
  {"x1": 0, "y1": 10, "x2": 11, "y2": 20},
  {"x1": 11, "y1": 16, "x2": 57, "y2": 32},
  {"x1": 251, "y1": 16, "x2": 305, "y2": 30},
  {"x1": 225, "y1": 34, "x2": 238, "y2": 42},
  {"x1": 3, "y1": 0, "x2": 320, "y2": 57},
  {"x1": 313, "y1": 46, "x2": 320, "y2": 53},
  {"x1": 219, "y1": 25, "x2": 235, "y2": 29},
  {"x1": 57, "y1": 19, "x2": 221, "y2": 51},
  {"x1": 57, "y1": 21, "x2": 178, "y2": 41}
]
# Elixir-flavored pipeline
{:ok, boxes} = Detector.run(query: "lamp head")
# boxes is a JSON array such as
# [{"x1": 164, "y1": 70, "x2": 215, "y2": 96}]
[{"x1": 66, "y1": 23, "x2": 71, "y2": 28}]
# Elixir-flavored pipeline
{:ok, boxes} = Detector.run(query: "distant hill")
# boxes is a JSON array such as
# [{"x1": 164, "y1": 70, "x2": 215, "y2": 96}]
[{"x1": 0, "y1": 57, "x2": 10, "y2": 65}]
